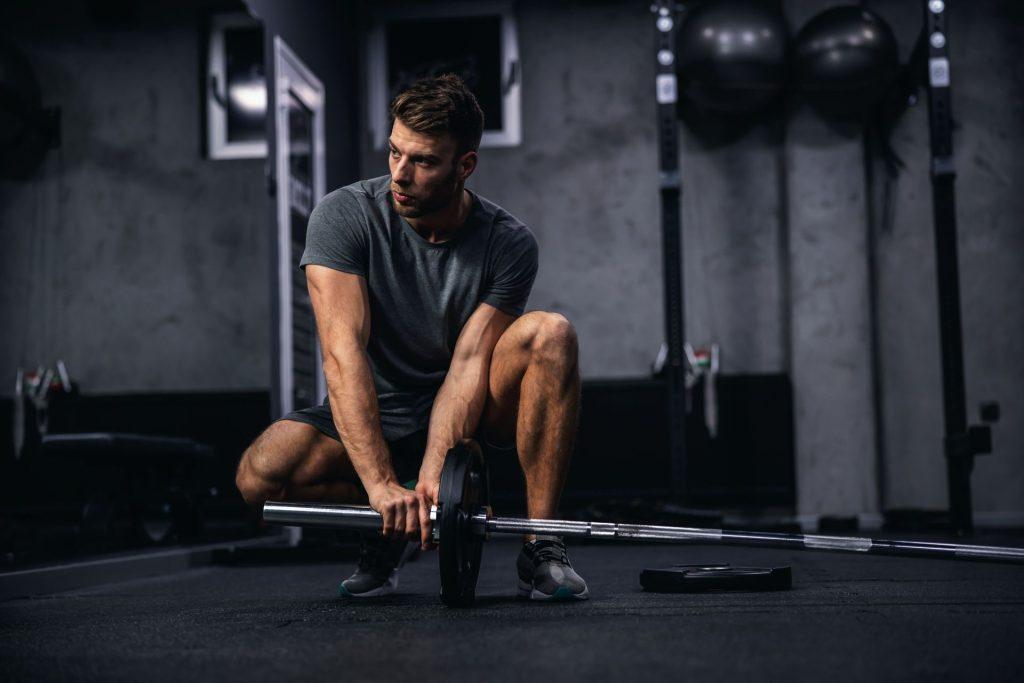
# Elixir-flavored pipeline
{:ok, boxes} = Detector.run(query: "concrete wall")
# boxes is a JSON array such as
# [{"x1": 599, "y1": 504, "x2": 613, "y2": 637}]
[
  {"x1": 0, "y1": 1, "x2": 270, "y2": 393},
  {"x1": 0, "y1": 0, "x2": 363, "y2": 399}
]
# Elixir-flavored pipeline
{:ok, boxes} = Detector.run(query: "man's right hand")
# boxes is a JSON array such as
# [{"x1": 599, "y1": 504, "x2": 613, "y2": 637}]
[{"x1": 367, "y1": 482, "x2": 432, "y2": 548}]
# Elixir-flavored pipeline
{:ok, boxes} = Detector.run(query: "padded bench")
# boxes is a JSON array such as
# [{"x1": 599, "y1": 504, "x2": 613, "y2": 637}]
[{"x1": 40, "y1": 432, "x2": 216, "y2": 546}]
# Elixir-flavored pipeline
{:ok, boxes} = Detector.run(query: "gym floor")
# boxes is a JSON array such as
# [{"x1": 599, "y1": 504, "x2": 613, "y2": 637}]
[{"x1": 3, "y1": 537, "x2": 1022, "y2": 681}]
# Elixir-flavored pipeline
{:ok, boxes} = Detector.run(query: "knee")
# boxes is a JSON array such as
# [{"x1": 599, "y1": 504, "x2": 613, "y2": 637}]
[
  {"x1": 235, "y1": 443, "x2": 282, "y2": 508},
  {"x1": 526, "y1": 312, "x2": 578, "y2": 370}
]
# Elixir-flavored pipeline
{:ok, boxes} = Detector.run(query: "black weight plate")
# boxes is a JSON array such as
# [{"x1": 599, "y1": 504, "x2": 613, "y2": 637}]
[
  {"x1": 437, "y1": 439, "x2": 488, "y2": 607},
  {"x1": 640, "y1": 563, "x2": 792, "y2": 592}
]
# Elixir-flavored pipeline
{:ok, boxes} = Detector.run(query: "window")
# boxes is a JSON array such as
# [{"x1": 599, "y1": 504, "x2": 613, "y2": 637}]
[
  {"x1": 366, "y1": 1, "x2": 522, "y2": 149},
  {"x1": 205, "y1": 12, "x2": 266, "y2": 159}
]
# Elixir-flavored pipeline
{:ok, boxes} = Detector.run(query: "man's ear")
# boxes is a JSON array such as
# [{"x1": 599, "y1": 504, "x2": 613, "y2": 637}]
[{"x1": 457, "y1": 150, "x2": 478, "y2": 182}]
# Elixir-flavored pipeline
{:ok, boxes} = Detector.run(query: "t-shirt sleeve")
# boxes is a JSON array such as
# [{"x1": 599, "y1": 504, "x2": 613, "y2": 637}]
[
  {"x1": 481, "y1": 226, "x2": 539, "y2": 316},
  {"x1": 299, "y1": 190, "x2": 368, "y2": 277}
]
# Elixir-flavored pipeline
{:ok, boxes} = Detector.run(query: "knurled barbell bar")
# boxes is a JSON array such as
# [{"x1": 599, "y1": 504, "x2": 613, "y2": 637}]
[{"x1": 263, "y1": 439, "x2": 1024, "y2": 607}]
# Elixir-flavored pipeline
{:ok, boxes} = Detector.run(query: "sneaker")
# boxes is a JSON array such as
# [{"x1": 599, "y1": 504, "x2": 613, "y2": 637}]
[
  {"x1": 339, "y1": 534, "x2": 418, "y2": 598},
  {"x1": 516, "y1": 538, "x2": 589, "y2": 601}
]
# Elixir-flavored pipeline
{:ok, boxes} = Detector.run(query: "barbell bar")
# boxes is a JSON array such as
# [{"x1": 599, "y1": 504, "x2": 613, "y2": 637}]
[{"x1": 262, "y1": 500, "x2": 1024, "y2": 564}]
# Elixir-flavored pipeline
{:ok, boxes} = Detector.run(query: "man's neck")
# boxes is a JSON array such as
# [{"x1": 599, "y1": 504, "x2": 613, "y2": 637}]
[{"x1": 406, "y1": 188, "x2": 472, "y2": 244}]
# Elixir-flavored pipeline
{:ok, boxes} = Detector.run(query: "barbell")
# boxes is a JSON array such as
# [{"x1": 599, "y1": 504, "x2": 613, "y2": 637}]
[{"x1": 263, "y1": 440, "x2": 1024, "y2": 607}]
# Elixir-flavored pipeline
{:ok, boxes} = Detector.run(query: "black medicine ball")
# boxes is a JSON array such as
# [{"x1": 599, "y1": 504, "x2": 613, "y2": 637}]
[
  {"x1": 793, "y1": 6, "x2": 899, "y2": 122},
  {"x1": 676, "y1": 0, "x2": 790, "y2": 116}
]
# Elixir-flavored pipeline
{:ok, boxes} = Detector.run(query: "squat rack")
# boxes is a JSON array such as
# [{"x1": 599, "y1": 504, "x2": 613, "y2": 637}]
[
  {"x1": 922, "y1": 0, "x2": 994, "y2": 535},
  {"x1": 651, "y1": 0, "x2": 996, "y2": 532}
]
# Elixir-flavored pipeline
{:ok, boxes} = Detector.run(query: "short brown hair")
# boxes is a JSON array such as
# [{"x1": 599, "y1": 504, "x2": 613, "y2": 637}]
[{"x1": 389, "y1": 74, "x2": 484, "y2": 156}]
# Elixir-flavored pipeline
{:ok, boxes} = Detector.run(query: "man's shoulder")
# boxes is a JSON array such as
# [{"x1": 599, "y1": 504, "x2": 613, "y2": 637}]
[
  {"x1": 318, "y1": 175, "x2": 389, "y2": 212},
  {"x1": 474, "y1": 192, "x2": 537, "y2": 249}
]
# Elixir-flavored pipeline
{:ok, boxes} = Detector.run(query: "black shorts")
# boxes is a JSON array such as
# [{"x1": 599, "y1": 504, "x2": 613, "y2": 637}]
[{"x1": 278, "y1": 401, "x2": 514, "y2": 488}]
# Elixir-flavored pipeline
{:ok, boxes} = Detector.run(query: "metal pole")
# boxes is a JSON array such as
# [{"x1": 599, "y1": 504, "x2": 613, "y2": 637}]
[
  {"x1": 263, "y1": 502, "x2": 1024, "y2": 565},
  {"x1": 486, "y1": 516, "x2": 1024, "y2": 563},
  {"x1": 923, "y1": 0, "x2": 979, "y2": 536},
  {"x1": 652, "y1": 0, "x2": 688, "y2": 497}
]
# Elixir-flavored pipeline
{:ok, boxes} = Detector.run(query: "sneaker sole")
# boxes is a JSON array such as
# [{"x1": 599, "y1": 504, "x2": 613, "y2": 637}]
[
  {"x1": 339, "y1": 571, "x2": 398, "y2": 598},
  {"x1": 338, "y1": 540, "x2": 419, "y2": 599},
  {"x1": 516, "y1": 577, "x2": 589, "y2": 601}
]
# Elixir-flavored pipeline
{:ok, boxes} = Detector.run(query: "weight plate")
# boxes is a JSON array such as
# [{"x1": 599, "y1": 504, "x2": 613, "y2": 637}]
[
  {"x1": 640, "y1": 563, "x2": 793, "y2": 592},
  {"x1": 437, "y1": 439, "x2": 488, "y2": 607}
]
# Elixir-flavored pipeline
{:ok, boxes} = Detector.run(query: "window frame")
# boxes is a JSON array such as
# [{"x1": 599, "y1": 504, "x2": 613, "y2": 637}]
[
  {"x1": 366, "y1": 0, "x2": 522, "y2": 150},
  {"x1": 205, "y1": 11, "x2": 267, "y2": 160}
]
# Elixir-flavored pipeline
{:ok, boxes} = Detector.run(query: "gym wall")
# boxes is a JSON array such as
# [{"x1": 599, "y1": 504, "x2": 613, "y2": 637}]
[{"x1": 0, "y1": 1, "x2": 270, "y2": 393}]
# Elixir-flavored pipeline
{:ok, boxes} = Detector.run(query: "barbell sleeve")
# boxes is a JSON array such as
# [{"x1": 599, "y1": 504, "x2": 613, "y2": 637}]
[{"x1": 263, "y1": 502, "x2": 386, "y2": 531}]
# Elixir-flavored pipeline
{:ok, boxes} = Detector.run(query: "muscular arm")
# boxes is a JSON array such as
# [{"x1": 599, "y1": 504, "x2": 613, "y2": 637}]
[
  {"x1": 308, "y1": 265, "x2": 433, "y2": 545},
  {"x1": 419, "y1": 303, "x2": 516, "y2": 490},
  {"x1": 305, "y1": 265, "x2": 396, "y2": 491}
]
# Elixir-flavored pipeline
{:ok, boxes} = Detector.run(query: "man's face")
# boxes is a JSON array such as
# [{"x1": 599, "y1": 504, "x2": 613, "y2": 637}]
[{"x1": 388, "y1": 119, "x2": 464, "y2": 218}]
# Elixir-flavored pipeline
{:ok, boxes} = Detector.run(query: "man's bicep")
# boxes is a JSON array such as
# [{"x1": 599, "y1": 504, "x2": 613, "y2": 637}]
[
  {"x1": 305, "y1": 264, "x2": 371, "y2": 353},
  {"x1": 451, "y1": 303, "x2": 516, "y2": 364}
]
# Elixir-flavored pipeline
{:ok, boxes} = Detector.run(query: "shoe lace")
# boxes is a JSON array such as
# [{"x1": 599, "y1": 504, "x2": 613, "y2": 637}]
[{"x1": 532, "y1": 540, "x2": 570, "y2": 566}]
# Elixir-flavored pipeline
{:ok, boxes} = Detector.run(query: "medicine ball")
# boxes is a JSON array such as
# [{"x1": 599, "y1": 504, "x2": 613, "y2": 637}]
[
  {"x1": 676, "y1": 0, "x2": 790, "y2": 117},
  {"x1": 793, "y1": 6, "x2": 899, "y2": 123},
  {"x1": 0, "y1": 39, "x2": 51, "y2": 180}
]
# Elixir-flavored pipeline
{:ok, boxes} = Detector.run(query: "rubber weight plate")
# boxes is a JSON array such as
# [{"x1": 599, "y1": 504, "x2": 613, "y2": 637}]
[
  {"x1": 640, "y1": 563, "x2": 792, "y2": 592},
  {"x1": 437, "y1": 439, "x2": 489, "y2": 607}
]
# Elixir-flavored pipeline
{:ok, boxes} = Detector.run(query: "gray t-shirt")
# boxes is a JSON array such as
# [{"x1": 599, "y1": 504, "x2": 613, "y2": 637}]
[{"x1": 300, "y1": 174, "x2": 539, "y2": 440}]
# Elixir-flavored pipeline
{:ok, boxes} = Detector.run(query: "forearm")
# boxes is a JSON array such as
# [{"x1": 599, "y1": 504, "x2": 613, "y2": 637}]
[
  {"x1": 323, "y1": 343, "x2": 396, "y2": 492},
  {"x1": 421, "y1": 358, "x2": 490, "y2": 480}
]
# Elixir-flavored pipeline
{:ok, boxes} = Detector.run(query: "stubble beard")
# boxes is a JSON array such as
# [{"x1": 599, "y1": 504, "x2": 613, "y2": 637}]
[{"x1": 393, "y1": 165, "x2": 461, "y2": 219}]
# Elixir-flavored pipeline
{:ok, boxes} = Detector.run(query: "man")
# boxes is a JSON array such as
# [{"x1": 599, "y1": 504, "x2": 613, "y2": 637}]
[{"x1": 235, "y1": 74, "x2": 587, "y2": 601}]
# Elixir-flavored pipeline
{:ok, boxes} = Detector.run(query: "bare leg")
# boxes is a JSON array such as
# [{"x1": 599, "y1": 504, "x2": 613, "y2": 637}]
[
  {"x1": 235, "y1": 419, "x2": 366, "y2": 508},
  {"x1": 482, "y1": 311, "x2": 581, "y2": 521}
]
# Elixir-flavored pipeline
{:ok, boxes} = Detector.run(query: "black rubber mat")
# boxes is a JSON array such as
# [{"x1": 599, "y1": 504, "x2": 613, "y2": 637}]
[{"x1": 3, "y1": 538, "x2": 1024, "y2": 681}]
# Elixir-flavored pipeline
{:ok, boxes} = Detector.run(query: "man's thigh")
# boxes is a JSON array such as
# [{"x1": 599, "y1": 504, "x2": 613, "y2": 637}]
[
  {"x1": 479, "y1": 311, "x2": 579, "y2": 447},
  {"x1": 480, "y1": 314, "x2": 539, "y2": 445},
  {"x1": 268, "y1": 416, "x2": 426, "y2": 488},
  {"x1": 248, "y1": 418, "x2": 356, "y2": 488}
]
